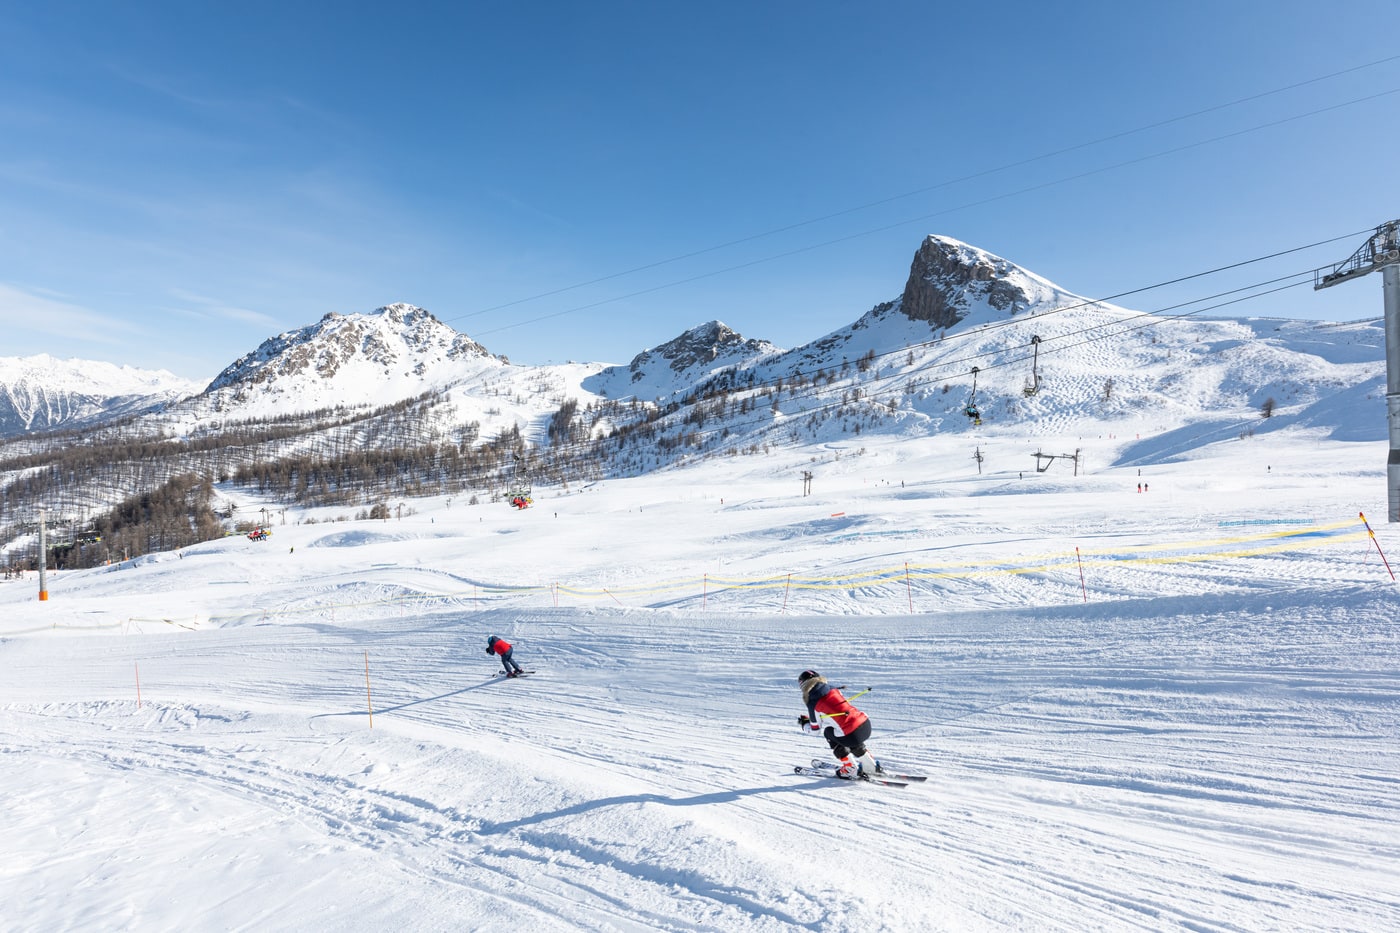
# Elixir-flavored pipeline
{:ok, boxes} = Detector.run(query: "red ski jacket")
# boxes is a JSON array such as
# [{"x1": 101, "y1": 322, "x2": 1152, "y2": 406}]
[
  {"x1": 808, "y1": 683, "x2": 868, "y2": 734},
  {"x1": 488, "y1": 638, "x2": 512, "y2": 656}
]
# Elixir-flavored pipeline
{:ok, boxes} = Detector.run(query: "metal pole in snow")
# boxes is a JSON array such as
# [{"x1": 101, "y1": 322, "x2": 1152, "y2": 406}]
[
  {"x1": 37, "y1": 505, "x2": 49, "y2": 601},
  {"x1": 1076, "y1": 547, "x2": 1088, "y2": 602},
  {"x1": 364, "y1": 651, "x2": 374, "y2": 729}
]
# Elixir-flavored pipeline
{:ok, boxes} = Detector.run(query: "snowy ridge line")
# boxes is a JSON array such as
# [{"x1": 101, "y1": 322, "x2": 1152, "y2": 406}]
[{"x1": 72, "y1": 516, "x2": 1376, "y2": 630}]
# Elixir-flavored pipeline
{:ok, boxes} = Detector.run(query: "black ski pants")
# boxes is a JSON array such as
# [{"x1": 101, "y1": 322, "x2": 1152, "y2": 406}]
[{"x1": 823, "y1": 720, "x2": 872, "y2": 760}]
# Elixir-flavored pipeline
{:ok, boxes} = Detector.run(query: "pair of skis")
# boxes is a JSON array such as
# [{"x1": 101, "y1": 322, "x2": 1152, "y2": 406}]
[
  {"x1": 491, "y1": 670, "x2": 536, "y2": 679},
  {"x1": 793, "y1": 758, "x2": 927, "y2": 788}
]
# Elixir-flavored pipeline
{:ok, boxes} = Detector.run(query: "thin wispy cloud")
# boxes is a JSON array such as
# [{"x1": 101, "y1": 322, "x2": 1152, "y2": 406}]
[
  {"x1": 0, "y1": 282, "x2": 134, "y2": 348},
  {"x1": 163, "y1": 289, "x2": 281, "y2": 329}
]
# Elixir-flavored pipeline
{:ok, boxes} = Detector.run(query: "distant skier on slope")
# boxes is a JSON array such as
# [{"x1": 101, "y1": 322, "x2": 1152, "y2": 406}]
[
  {"x1": 486, "y1": 635, "x2": 525, "y2": 677},
  {"x1": 797, "y1": 670, "x2": 880, "y2": 778}
]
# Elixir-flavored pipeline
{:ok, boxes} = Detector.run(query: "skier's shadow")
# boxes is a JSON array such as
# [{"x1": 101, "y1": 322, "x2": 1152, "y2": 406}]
[
  {"x1": 479, "y1": 782, "x2": 828, "y2": 835},
  {"x1": 310, "y1": 679, "x2": 497, "y2": 722}
]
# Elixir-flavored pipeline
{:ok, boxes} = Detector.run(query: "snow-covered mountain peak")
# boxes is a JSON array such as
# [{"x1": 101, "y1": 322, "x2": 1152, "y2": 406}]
[
  {"x1": 584, "y1": 319, "x2": 780, "y2": 400},
  {"x1": 645, "y1": 320, "x2": 776, "y2": 373},
  {"x1": 194, "y1": 303, "x2": 497, "y2": 417},
  {"x1": 898, "y1": 234, "x2": 1078, "y2": 328}
]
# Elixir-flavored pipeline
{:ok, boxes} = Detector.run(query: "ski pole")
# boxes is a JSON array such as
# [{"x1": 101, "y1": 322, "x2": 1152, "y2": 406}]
[
  {"x1": 819, "y1": 688, "x2": 874, "y2": 716},
  {"x1": 1361, "y1": 511, "x2": 1396, "y2": 581}
]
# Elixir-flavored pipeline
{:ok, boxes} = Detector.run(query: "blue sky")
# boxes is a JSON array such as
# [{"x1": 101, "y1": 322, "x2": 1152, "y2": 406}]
[{"x1": 3, "y1": 1, "x2": 1400, "y2": 381}]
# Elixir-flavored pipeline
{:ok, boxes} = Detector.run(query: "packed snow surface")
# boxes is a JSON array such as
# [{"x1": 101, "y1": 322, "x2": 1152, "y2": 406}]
[{"x1": 3, "y1": 424, "x2": 1398, "y2": 931}]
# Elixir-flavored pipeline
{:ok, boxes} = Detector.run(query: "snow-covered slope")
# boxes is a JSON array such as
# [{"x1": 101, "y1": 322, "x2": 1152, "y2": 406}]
[
  {"x1": 1, "y1": 423, "x2": 1396, "y2": 931},
  {"x1": 0, "y1": 354, "x2": 201, "y2": 437}
]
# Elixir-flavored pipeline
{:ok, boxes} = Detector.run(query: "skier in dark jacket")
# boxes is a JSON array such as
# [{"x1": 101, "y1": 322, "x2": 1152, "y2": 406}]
[
  {"x1": 798, "y1": 670, "x2": 880, "y2": 778},
  {"x1": 486, "y1": 635, "x2": 525, "y2": 677}
]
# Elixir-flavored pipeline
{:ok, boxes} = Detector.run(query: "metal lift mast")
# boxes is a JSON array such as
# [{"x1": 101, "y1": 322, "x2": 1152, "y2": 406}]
[{"x1": 1315, "y1": 219, "x2": 1400, "y2": 520}]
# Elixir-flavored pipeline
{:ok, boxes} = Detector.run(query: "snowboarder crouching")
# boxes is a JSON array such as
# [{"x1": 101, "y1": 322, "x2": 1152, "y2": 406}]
[
  {"x1": 798, "y1": 670, "x2": 880, "y2": 779},
  {"x1": 486, "y1": 635, "x2": 525, "y2": 677}
]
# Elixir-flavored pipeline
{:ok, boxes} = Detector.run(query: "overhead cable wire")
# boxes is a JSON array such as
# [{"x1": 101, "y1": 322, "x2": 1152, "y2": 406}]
[
  {"x1": 459, "y1": 88, "x2": 1400, "y2": 341},
  {"x1": 449, "y1": 54, "x2": 1400, "y2": 323}
]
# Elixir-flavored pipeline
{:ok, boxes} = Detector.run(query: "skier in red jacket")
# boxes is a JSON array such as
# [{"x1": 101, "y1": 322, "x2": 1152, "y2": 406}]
[
  {"x1": 486, "y1": 635, "x2": 525, "y2": 677},
  {"x1": 798, "y1": 670, "x2": 880, "y2": 778}
]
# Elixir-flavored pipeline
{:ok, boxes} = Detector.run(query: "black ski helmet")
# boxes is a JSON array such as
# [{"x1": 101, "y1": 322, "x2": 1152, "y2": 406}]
[{"x1": 798, "y1": 670, "x2": 820, "y2": 685}]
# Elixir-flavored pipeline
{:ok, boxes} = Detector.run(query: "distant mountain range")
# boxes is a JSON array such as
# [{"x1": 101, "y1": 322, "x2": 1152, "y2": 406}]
[
  {"x1": 2, "y1": 236, "x2": 1384, "y2": 448},
  {"x1": 0, "y1": 354, "x2": 202, "y2": 437}
]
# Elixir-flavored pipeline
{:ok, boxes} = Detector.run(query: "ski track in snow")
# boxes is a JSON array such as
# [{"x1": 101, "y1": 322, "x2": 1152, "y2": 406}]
[{"x1": 3, "y1": 431, "x2": 1400, "y2": 931}]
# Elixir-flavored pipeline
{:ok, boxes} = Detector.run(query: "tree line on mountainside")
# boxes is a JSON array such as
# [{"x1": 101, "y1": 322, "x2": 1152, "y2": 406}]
[{"x1": 1, "y1": 373, "x2": 928, "y2": 571}]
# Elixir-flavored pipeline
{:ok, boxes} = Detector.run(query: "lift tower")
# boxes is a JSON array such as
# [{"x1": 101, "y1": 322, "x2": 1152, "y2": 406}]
[{"x1": 1315, "y1": 219, "x2": 1400, "y2": 520}]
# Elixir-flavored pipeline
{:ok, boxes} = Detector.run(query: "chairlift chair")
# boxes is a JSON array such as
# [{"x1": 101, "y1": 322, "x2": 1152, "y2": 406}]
[
  {"x1": 964, "y1": 367, "x2": 982, "y2": 424},
  {"x1": 1022, "y1": 336, "x2": 1042, "y2": 397}
]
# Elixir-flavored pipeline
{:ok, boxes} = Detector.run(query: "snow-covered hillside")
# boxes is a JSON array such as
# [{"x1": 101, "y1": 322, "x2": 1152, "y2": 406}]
[
  {"x1": 2, "y1": 416, "x2": 1398, "y2": 930},
  {"x1": 0, "y1": 354, "x2": 201, "y2": 437}
]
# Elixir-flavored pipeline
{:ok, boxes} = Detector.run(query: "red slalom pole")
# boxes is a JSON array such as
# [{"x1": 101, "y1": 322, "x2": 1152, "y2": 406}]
[
  {"x1": 1360, "y1": 512, "x2": 1396, "y2": 581},
  {"x1": 1076, "y1": 547, "x2": 1088, "y2": 602}
]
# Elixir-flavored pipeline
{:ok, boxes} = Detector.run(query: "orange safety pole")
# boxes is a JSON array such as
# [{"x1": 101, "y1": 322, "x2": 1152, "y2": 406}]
[
  {"x1": 703, "y1": 573, "x2": 707, "y2": 610},
  {"x1": 905, "y1": 562, "x2": 913, "y2": 613},
  {"x1": 134, "y1": 662, "x2": 142, "y2": 709},
  {"x1": 605, "y1": 588, "x2": 623, "y2": 607},
  {"x1": 1076, "y1": 547, "x2": 1088, "y2": 602},
  {"x1": 783, "y1": 573, "x2": 791, "y2": 615},
  {"x1": 364, "y1": 651, "x2": 374, "y2": 729}
]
